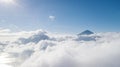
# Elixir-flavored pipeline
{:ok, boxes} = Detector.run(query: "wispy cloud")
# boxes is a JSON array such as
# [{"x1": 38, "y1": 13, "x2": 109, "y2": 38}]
[
  {"x1": 0, "y1": 28, "x2": 11, "y2": 33},
  {"x1": 49, "y1": 15, "x2": 56, "y2": 21}
]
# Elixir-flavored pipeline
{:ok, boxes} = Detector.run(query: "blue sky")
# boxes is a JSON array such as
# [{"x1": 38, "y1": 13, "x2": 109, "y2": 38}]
[{"x1": 0, "y1": 0, "x2": 120, "y2": 33}]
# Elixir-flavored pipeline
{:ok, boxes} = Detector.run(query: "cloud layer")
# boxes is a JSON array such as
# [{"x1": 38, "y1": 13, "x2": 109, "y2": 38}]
[{"x1": 0, "y1": 29, "x2": 120, "y2": 67}]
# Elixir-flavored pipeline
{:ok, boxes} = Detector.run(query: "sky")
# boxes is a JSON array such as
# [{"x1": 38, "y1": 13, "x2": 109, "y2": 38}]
[{"x1": 0, "y1": 0, "x2": 120, "y2": 34}]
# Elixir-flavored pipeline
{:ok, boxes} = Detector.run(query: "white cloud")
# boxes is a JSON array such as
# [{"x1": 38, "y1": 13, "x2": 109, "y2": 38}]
[
  {"x1": 49, "y1": 15, "x2": 56, "y2": 21},
  {"x1": 0, "y1": 29, "x2": 120, "y2": 67},
  {"x1": 0, "y1": 28, "x2": 11, "y2": 33}
]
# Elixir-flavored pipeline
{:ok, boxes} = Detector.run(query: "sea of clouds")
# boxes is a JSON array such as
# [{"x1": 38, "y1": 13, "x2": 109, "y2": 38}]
[{"x1": 0, "y1": 29, "x2": 120, "y2": 67}]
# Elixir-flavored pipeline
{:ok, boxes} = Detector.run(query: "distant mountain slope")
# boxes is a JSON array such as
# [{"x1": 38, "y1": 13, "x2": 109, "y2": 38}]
[{"x1": 78, "y1": 30, "x2": 94, "y2": 35}]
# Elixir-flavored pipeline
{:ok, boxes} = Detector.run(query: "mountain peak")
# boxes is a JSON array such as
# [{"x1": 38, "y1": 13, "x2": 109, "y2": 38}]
[{"x1": 78, "y1": 30, "x2": 94, "y2": 35}]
